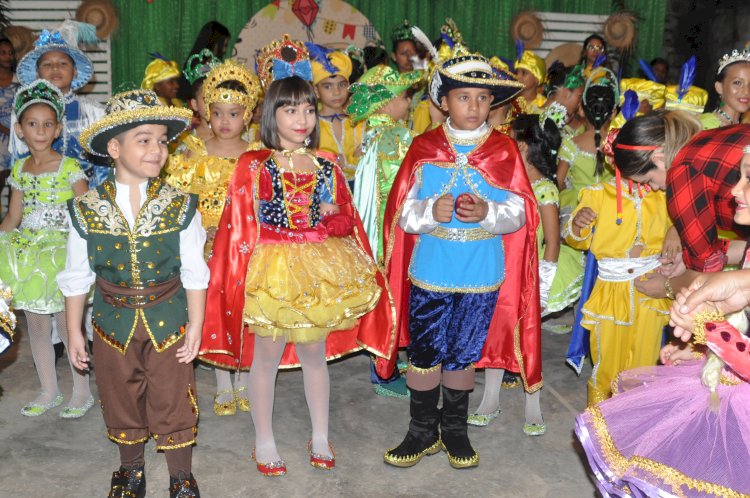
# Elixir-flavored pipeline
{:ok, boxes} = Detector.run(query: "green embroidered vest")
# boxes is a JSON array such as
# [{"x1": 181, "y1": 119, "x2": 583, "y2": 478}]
[{"x1": 68, "y1": 176, "x2": 198, "y2": 353}]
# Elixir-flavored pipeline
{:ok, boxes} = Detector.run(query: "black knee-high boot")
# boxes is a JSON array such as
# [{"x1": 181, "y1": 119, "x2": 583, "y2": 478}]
[
  {"x1": 441, "y1": 386, "x2": 479, "y2": 469},
  {"x1": 383, "y1": 386, "x2": 441, "y2": 467}
]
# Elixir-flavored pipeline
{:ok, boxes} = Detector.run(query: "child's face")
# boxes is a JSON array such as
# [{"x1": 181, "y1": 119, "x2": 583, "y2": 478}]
[
  {"x1": 380, "y1": 92, "x2": 411, "y2": 122},
  {"x1": 628, "y1": 151, "x2": 668, "y2": 191},
  {"x1": 715, "y1": 63, "x2": 750, "y2": 115},
  {"x1": 730, "y1": 154, "x2": 750, "y2": 225},
  {"x1": 275, "y1": 102, "x2": 316, "y2": 150},
  {"x1": 153, "y1": 77, "x2": 180, "y2": 100},
  {"x1": 0, "y1": 41, "x2": 15, "y2": 70},
  {"x1": 391, "y1": 41, "x2": 416, "y2": 73},
  {"x1": 107, "y1": 124, "x2": 169, "y2": 182},
  {"x1": 209, "y1": 102, "x2": 245, "y2": 140},
  {"x1": 37, "y1": 50, "x2": 76, "y2": 93},
  {"x1": 555, "y1": 87, "x2": 583, "y2": 120},
  {"x1": 441, "y1": 87, "x2": 493, "y2": 131},
  {"x1": 190, "y1": 83, "x2": 209, "y2": 123},
  {"x1": 14, "y1": 104, "x2": 61, "y2": 153},
  {"x1": 315, "y1": 75, "x2": 349, "y2": 111},
  {"x1": 515, "y1": 68, "x2": 539, "y2": 93}
]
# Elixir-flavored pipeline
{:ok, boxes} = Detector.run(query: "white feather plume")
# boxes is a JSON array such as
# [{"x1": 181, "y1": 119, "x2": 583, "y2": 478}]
[{"x1": 411, "y1": 26, "x2": 438, "y2": 62}]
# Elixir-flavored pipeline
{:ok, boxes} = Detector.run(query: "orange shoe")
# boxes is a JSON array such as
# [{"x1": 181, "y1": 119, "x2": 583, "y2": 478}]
[
  {"x1": 308, "y1": 440, "x2": 335, "y2": 470},
  {"x1": 251, "y1": 448, "x2": 286, "y2": 477}
]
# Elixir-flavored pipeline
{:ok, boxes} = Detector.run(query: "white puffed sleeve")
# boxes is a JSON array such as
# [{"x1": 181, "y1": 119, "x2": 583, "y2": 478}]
[
  {"x1": 398, "y1": 182, "x2": 441, "y2": 234},
  {"x1": 479, "y1": 192, "x2": 526, "y2": 235}
]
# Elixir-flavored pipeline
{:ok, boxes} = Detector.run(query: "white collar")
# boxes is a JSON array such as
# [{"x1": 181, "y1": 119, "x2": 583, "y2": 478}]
[{"x1": 445, "y1": 118, "x2": 489, "y2": 140}]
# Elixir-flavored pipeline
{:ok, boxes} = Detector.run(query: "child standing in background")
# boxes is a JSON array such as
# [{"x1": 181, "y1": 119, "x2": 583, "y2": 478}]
[
  {"x1": 350, "y1": 64, "x2": 422, "y2": 398},
  {"x1": 0, "y1": 80, "x2": 90, "y2": 418},
  {"x1": 165, "y1": 59, "x2": 261, "y2": 417},
  {"x1": 308, "y1": 43, "x2": 363, "y2": 184}
]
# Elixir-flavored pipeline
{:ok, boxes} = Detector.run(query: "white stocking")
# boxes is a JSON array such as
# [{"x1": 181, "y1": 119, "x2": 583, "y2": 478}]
[
  {"x1": 24, "y1": 311, "x2": 59, "y2": 405},
  {"x1": 55, "y1": 311, "x2": 91, "y2": 407},
  {"x1": 474, "y1": 368, "x2": 504, "y2": 415},
  {"x1": 248, "y1": 335, "x2": 285, "y2": 463},
  {"x1": 524, "y1": 389, "x2": 544, "y2": 425},
  {"x1": 296, "y1": 341, "x2": 332, "y2": 458},
  {"x1": 214, "y1": 368, "x2": 233, "y2": 404}
]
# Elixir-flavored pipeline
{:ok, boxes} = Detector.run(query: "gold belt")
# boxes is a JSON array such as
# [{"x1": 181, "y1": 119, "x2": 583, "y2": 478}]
[{"x1": 428, "y1": 226, "x2": 496, "y2": 242}]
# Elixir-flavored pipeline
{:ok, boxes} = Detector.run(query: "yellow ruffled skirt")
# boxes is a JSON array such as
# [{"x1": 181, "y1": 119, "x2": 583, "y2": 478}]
[{"x1": 243, "y1": 236, "x2": 381, "y2": 343}]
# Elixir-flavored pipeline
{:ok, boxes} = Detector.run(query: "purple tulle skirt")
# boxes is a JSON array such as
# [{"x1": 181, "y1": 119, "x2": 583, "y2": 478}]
[{"x1": 575, "y1": 361, "x2": 750, "y2": 497}]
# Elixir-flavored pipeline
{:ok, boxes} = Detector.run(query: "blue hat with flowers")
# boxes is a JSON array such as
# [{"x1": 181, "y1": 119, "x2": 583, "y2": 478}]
[{"x1": 16, "y1": 21, "x2": 97, "y2": 92}]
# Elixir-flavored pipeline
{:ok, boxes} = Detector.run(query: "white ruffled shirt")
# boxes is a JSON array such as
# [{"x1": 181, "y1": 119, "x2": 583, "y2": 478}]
[{"x1": 57, "y1": 177, "x2": 210, "y2": 296}]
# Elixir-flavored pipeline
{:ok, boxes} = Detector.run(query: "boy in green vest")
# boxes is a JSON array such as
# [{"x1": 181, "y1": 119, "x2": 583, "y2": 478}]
[{"x1": 57, "y1": 89, "x2": 209, "y2": 498}]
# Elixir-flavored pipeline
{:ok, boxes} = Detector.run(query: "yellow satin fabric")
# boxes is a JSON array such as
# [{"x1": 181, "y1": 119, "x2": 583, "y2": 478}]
[{"x1": 243, "y1": 236, "x2": 381, "y2": 343}]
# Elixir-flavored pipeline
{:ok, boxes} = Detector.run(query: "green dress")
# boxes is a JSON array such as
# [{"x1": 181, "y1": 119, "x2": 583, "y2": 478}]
[
  {"x1": 698, "y1": 112, "x2": 721, "y2": 130},
  {"x1": 0, "y1": 157, "x2": 85, "y2": 313},
  {"x1": 353, "y1": 114, "x2": 413, "y2": 263},
  {"x1": 533, "y1": 178, "x2": 584, "y2": 314},
  {"x1": 558, "y1": 136, "x2": 613, "y2": 223}
]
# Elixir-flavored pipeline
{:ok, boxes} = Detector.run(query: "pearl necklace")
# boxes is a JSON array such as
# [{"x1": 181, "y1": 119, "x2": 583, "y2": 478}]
[{"x1": 715, "y1": 108, "x2": 739, "y2": 125}]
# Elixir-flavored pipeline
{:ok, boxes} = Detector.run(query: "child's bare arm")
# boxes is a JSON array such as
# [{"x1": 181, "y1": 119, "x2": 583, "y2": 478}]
[
  {"x1": 0, "y1": 189, "x2": 22, "y2": 231},
  {"x1": 176, "y1": 289, "x2": 206, "y2": 364},
  {"x1": 65, "y1": 294, "x2": 89, "y2": 371}
]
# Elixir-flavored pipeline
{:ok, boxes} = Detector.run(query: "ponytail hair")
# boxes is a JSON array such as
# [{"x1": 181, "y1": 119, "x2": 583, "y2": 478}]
[
  {"x1": 512, "y1": 113, "x2": 562, "y2": 181},
  {"x1": 582, "y1": 85, "x2": 616, "y2": 175},
  {"x1": 613, "y1": 110, "x2": 701, "y2": 178}
]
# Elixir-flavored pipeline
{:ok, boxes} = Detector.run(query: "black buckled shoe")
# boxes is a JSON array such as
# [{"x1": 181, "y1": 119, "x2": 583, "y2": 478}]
[
  {"x1": 440, "y1": 386, "x2": 479, "y2": 469},
  {"x1": 383, "y1": 386, "x2": 441, "y2": 467},
  {"x1": 108, "y1": 466, "x2": 146, "y2": 498},
  {"x1": 169, "y1": 473, "x2": 200, "y2": 498}
]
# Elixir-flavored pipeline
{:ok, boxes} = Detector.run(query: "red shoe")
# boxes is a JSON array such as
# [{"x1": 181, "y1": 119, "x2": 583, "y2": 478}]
[
  {"x1": 308, "y1": 439, "x2": 335, "y2": 470},
  {"x1": 251, "y1": 448, "x2": 286, "y2": 476}
]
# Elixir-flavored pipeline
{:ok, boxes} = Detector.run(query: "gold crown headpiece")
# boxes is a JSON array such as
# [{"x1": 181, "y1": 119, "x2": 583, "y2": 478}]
[
  {"x1": 256, "y1": 34, "x2": 312, "y2": 90},
  {"x1": 717, "y1": 49, "x2": 750, "y2": 75},
  {"x1": 202, "y1": 59, "x2": 261, "y2": 122}
]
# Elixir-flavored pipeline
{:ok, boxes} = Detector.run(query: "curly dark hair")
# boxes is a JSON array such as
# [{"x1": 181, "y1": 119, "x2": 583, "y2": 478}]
[{"x1": 512, "y1": 113, "x2": 562, "y2": 181}]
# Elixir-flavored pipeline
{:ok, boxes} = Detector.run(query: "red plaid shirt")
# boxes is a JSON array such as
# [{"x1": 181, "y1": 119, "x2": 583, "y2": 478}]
[{"x1": 667, "y1": 124, "x2": 750, "y2": 272}]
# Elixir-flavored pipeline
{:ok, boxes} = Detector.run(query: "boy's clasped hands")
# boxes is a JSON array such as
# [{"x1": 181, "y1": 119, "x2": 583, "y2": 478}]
[{"x1": 432, "y1": 193, "x2": 489, "y2": 223}]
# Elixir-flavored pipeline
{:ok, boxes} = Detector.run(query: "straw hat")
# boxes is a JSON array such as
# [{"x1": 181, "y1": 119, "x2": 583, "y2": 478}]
[
  {"x1": 76, "y1": 0, "x2": 119, "y2": 39},
  {"x1": 544, "y1": 43, "x2": 581, "y2": 68},
  {"x1": 3, "y1": 26, "x2": 35, "y2": 59},
  {"x1": 511, "y1": 11, "x2": 544, "y2": 50},
  {"x1": 603, "y1": 12, "x2": 636, "y2": 50}
]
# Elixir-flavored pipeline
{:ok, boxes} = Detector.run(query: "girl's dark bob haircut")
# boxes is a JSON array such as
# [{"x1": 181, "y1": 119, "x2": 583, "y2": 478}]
[{"x1": 261, "y1": 76, "x2": 319, "y2": 150}]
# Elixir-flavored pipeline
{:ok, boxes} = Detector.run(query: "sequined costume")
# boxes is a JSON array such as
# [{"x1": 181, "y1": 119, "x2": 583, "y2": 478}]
[
  {"x1": 10, "y1": 93, "x2": 107, "y2": 187},
  {"x1": 164, "y1": 136, "x2": 250, "y2": 256},
  {"x1": 533, "y1": 178, "x2": 584, "y2": 315},
  {"x1": 353, "y1": 114, "x2": 413, "y2": 263},
  {"x1": 200, "y1": 149, "x2": 394, "y2": 370},
  {"x1": 378, "y1": 124, "x2": 541, "y2": 390},
  {"x1": 576, "y1": 248, "x2": 750, "y2": 497},
  {"x1": 0, "y1": 157, "x2": 85, "y2": 313},
  {"x1": 0, "y1": 81, "x2": 19, "y2": 170},
  {"x1": 558, "y1": 136, "x2": 613, "y2": 223},
  {"x1": 564, "y1": 180, "x2": 672, "y2": 405}
]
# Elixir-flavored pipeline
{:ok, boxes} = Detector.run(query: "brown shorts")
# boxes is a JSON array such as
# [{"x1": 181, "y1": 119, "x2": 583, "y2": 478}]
[{"x1": 93, "y1": 317, "x2": 198, "y2": 450}]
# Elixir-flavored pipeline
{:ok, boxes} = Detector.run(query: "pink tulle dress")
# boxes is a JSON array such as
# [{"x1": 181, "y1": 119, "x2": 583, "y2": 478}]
[{"x1": 576, "y1": 359, "x2": 750, "y2": 497}]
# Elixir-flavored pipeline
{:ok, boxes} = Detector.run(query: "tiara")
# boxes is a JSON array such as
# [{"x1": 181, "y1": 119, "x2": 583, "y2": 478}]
[
  {"x1": 256, "y1": 34, "x2": 312, "y2": 89},
  {"x1": 717, "y1": 49, "x2": 750, "y2": 75},
  {"x1": 14, "y1": 79, "x2": 65, "y2": 119},
  {"x1": 539, "y1": 101, "x2": 567, "y2": 129},
  {"x1": 202, "y1": 60, "x2": 261, "y2": 121},
  {"x1": 391, "y1": 19, "x2": 415, "y2": 44},
  {"x1": 183, "y1": 48, "x2": 220, "y2": 85}
]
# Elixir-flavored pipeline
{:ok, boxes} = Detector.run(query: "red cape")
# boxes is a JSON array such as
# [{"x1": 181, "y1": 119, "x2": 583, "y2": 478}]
[
  {"x1": 200, "y1": 149, "x2": 395, "y2": 370},
  {"x1": 377, "y1": 126, "x2": 542, "y2": 392}
]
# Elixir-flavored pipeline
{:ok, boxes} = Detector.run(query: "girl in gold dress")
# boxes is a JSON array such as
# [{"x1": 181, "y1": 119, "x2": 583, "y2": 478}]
[{"x1": 164, "y1": 59, "x2": 261, "y2": 416}]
